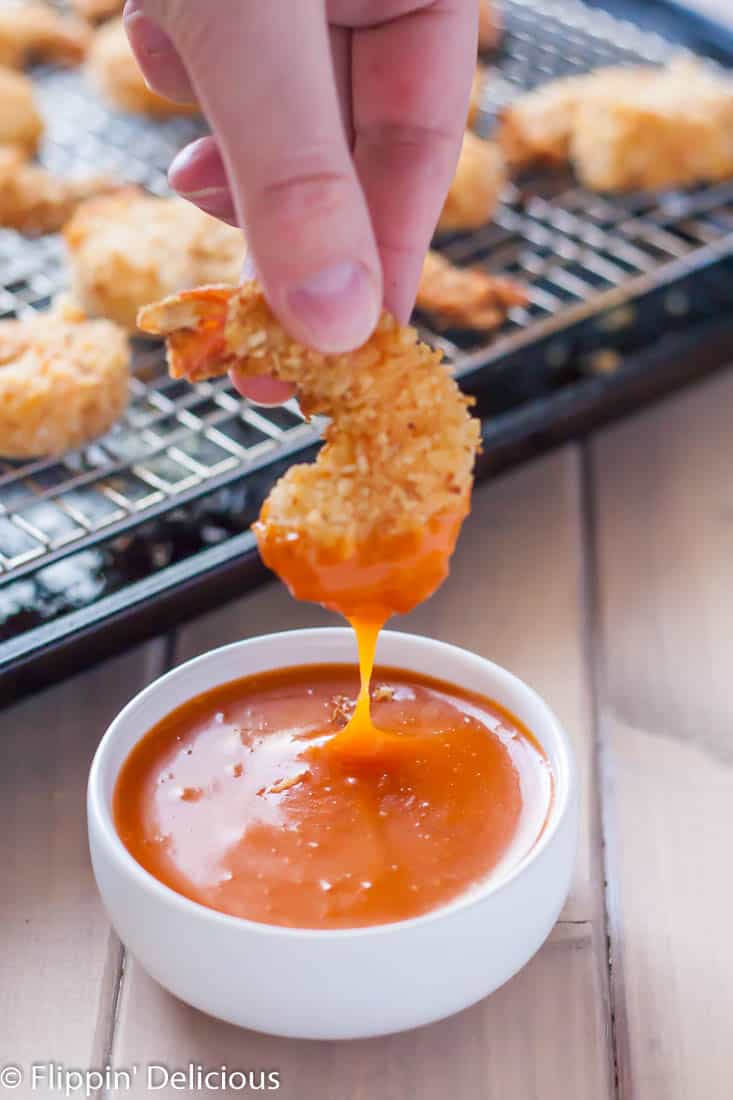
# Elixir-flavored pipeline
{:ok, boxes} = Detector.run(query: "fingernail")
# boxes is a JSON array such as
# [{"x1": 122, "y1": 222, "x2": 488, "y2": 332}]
[
  {"x1": 287, "y1": 263, "x2": 380, "y2": 353},
  {"x1": 177, "y1": 187, "x2": 235, "y2": 220},
  {"x1": 169, "y1": 138, "x2": 209, "y2": 179}
]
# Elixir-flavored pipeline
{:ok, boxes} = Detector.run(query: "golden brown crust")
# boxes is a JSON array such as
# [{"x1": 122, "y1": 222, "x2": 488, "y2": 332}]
[
  {"x1": 467, "y1": 66, "x2": 485, "y2": 128},
  {"x1": 70, "y1": 0, "x2": 123, "y2": 24},
  {"x1": 86, "y1": 18, "x2": 197, "y2": 116},
  {"x1": 0, "y1": 310, "x2": 130, "y2": 458},
  {"x1": 0, "y1": 66, "x2": 44, "y2": 155},
  {"x1": 478, "y1": 0, "x2": 502, "y2": 52},
  {"x1": 138, "y1": 282, "x2": 481, "y2": 556},
  {"x1": 417, "y1": 250, "x2": 527, "y2": 331},
  {"x1": 0, "y1": 3, "x2": 90, "y2": 69},
  {"x1": 438, "y1": 132, "x2": 505, "y2": 232},
  {"x1": 497, "y1": 58, "x2": 733, "y2": 190},
  {"x1": 0, "y1": 146, "x2": 119, "y2": 233},
  {"x1": 572, "y1": 59, "x2": 733, "y2": 191},
  {"x1": 64, "y1": 190, "x2": 246, "y2": 329},
  {"x1": 497, "y1": 71, "x2": 605, "y2": 169}
]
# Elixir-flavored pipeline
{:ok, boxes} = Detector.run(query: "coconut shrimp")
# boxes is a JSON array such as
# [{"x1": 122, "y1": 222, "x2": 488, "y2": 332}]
[
  {"x1": 0, "y1": 3, "x2": 89, "y2": 69},
  {"x1": 139, "y1": 281, "x2": 481, "y2": 754},
  {"x1": 64, "y1": 190, "x2": 246, "y2": 329},
  {"x1": 417, "y1": 250, "x2": 527, "y2": 331},
  {"x1": 0, "y1": 146, "x2": 119, "y2": 233},
  {"x1": 467, "y1": 66, "x2": 486, "y2": 127},
  {"x1": 137, "y1": 282, "x2": 481, "y2": 619},
  {"x1": 0, "y1": 308, "x2": 129, "y2": 459},
  {"x1": 0, "y1": 66, "x2": 44, "y2": 155},
  {"x1": 71, "y1": 0, "x2": 123, "y2": 23},
  {"x1": 438, "y1": 132, "x2": 506, "y2": 232}
]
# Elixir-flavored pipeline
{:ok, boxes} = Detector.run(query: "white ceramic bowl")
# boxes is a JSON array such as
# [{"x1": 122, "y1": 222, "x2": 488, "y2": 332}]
[{"x1": 88, "y1": 628, "x2": 577, "y2": 1040}]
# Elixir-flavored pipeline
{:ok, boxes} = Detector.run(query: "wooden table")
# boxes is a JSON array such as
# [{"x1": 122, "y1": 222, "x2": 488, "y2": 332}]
[{"x1": 3, "y1": 363, "x2": 733, "y2": 1098}]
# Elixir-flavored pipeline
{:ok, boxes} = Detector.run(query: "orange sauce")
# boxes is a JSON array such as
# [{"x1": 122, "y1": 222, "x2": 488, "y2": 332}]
[
  {"x1": 114, "y1": 665, "x2": 552, "y2": 929},
  {"x1": 254, "y1": 503, "x2": 468, "y2": 754}
]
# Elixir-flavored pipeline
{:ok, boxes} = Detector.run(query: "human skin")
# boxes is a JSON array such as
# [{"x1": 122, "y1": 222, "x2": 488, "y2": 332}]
[{"x1": 123, "y1": 0, "x2": 477, "y2": 402}]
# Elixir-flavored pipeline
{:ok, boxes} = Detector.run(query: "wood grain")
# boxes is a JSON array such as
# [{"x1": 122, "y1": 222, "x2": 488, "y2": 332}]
[
  {"x1": 110, "y1": 449, "x2": 613, "y2": 1099},
  {"x1": 592, "y1": 367, "x2": 733, "y2": 1100},
  {"x1": 0, "y1": 642, "x2": 165, "y2": 1070},
  {"x1": 110, "y1": 922, "x2": 608, "y2": 1100}
]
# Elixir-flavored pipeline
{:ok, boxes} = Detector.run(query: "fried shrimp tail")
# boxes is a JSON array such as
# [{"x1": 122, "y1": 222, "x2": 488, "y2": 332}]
[
  {"x1": 139, "y1": 283, "x2": 482, "y2": 623},
  {"x1": 417, "y1": 250, "x2": 527, "y2": 331}
]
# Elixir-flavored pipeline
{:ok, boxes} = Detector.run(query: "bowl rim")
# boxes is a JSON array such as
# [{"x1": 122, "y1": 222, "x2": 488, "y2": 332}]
[{"x1": 88, "y1": 627, "x2": 576, "y2": 940}]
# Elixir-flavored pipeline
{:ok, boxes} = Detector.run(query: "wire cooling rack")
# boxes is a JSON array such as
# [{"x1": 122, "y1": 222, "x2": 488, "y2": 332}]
[{"x1": 2, "y1": 0, "x2": 733, "y2": 684}]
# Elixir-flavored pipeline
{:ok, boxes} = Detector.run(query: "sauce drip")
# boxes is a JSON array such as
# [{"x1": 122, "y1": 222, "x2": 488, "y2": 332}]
[
  {"x1": 255, "y1": 504, "x2": 468, "y2": 753},
  {"x1": 114, "y1": 665, "x2": 553, "y2": 929}
]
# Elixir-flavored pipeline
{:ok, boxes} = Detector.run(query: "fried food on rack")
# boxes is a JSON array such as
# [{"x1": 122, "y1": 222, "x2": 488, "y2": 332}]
[
  {"x1": 71, "y1": 0, "x2": 123, "y2": 23},
  {"x1": 467, "y1": 66, "x2": 486, "y2": 127},
  {"x1": 497, "y1": 70, "x2": 612, "y2": 169},
  {"x1": 478, "y1": 0, "x2": 502, "y2": 52},
  {"x1": 498, "y1": 58, "x2": 733, "y2": 190},
  {"x1": 438, "y1": 132, "x2": 506, "y2": 232},
  {"x1": 417, "y1": 250, "x2": 527, "y2": 331},
  {"x1": 64, "y1": 190, "x2": 246, "y2": 330},
  {"x1": 138, "y1": 283, "x2": 481, "y2": 617},
  {"x1": 0, "y1": 146, "x2": 119, "y2": 233},
  {"x1": 0, "y1": 3, "x2": 90, "y2": 69},
  {"x1": 87, "y1": 18, "x2": 197, "y2": 116},
  {"x1": 572, "y1": 58, "x2": 733, "y2": 191},
  {"x1": 0, "y1": 66, "x2": 43, "y2": 154},
  {"x1": 0, "y1": 308, "x2": 129, "y2": 459}
]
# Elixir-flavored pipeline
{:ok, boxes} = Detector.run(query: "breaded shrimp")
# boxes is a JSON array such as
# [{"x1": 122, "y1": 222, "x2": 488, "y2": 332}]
[
  {"x1": 64, "y1": 190, "x2": 246, "y2": 330},
  {"x1": 467, "y1": 66, "x2": 486, "y2": 127},
  {"x1": 499, "y1": 58, "x2": 733, "y2": 190},
  {"x1": 478, "y1": 0, "x2": 502, "y2": 52},
  {"x1": 571, "y1": 58, "x2": 733, "y2": 191},
  {"x1": 438, "y1": 132, "x2": 506, "y2": 232},
  {"x1": 0, "y1": 309, "x2": 129, "y2": 458},
  {"x1": 0, "y1": 65, "x2": 43, "y2": 155},
  {"x1": 0, "y1": 146, "x2": 119, "y2": 233},
  {"x1": 0, "y1": 2, "x2": 89, "y2": 69},
  {"x1": 87, "y1": 18, "x2": 197, "y2": 116},
  {"x1": 417, "y1": 250, "x2": 527, "y2": 331},
  {"x1": 498, "y1": 66, "x2": 661, "y2": 170},
  {"x1": 138, "y1": 282, "x2": 481, "y2": 621},
  {"x1": 71, "y1": 0, "x2": 123, "y2": 23}
]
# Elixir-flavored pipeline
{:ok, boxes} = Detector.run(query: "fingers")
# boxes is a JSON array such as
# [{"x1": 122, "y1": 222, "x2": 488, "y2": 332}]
[
  {"x1": 134, "y1": 0, "x2": 382, "y2": 355},
  {"x1": 229, "y1": 373, "x2": 296, "y2": 406},
  {"x1": 169, "y1": 137, "x2": 237, "y2": 224},
  {"x1": 351, "y1": 0, "x2": 478, "y2": 320},
  {"x1": 168, "y1": 24, "x2": 354, "y2": 225},
  {"x1": 123, "y1": 0, "x2": 196, "y2": 106}
]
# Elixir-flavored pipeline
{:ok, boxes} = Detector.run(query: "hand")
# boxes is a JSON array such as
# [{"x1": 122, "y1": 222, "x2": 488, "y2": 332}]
[{"x1": 124, "y1": 0, "x2": 477, "y2": 402}]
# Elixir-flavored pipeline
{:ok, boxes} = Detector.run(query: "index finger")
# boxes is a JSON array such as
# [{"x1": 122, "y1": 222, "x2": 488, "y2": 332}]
[
  {"x1": 133, "y1": 0, "x2": 382, "y2": 354},
  {"x1": 350, "y1": 0, "x2": 479, "y2": 320}
]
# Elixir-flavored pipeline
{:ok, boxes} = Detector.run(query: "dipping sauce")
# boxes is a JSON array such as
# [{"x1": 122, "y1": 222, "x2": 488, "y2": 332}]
[
  {"x1": 114, "y1": 664, "x2": 553, "y2": 929},
  {"x1": 256, "y1": 504, "x2": 470, "y2": 757}
]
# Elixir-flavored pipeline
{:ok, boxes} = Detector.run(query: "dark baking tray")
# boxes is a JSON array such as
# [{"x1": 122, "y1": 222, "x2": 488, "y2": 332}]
[{"x1": 2, "y1": 0, "x2": 733, "y2": 705}]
